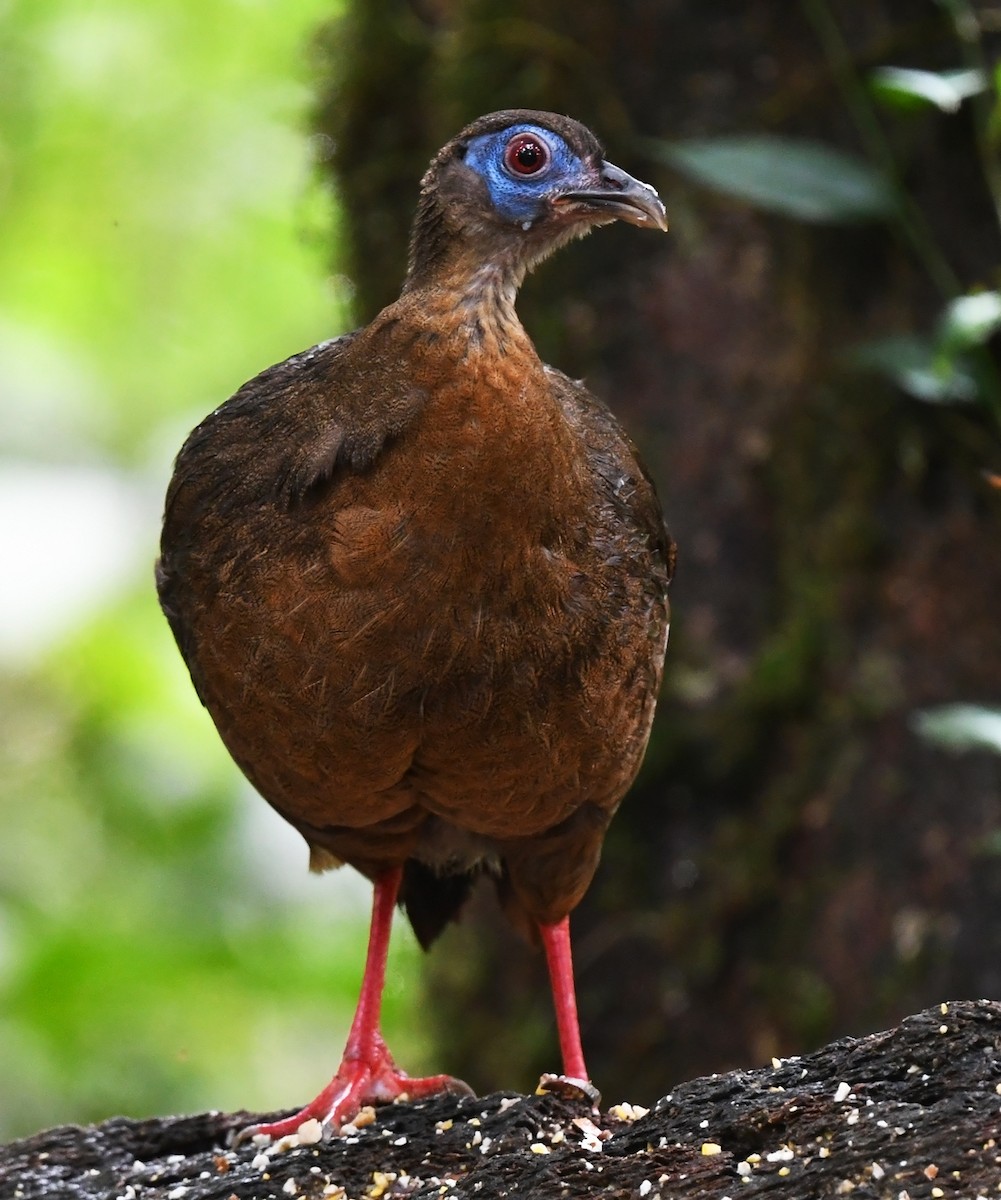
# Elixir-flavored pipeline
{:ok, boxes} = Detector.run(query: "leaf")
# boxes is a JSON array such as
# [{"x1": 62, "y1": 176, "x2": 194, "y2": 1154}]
[
  {"x1": 847, "y1": 334, "x2": 978, "y2": 404},
  {"x1": 849, "y1": 292, "x2": 1001, "y2": 407},
  {"x1": 656, "y1": 135, "x2": 896, "y2": 223},
  {"x1": 939, "y1": 291, "x2": 1001, "y2": 350},
  {"x1": 870, "y1": 66, "x2": 988, "y2": 114},
  {"x1": 912, "y1": 704, "x2": 1001, "y2": 754}
]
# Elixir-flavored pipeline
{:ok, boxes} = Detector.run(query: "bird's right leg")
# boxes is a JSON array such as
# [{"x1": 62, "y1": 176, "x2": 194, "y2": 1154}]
[{"x1": 235, "y1": 865, "x2": 472, "y2": 1144}]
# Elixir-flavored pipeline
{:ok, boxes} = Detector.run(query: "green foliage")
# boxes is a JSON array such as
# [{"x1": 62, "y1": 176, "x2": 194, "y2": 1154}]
[
  {"x1": 848, "y1": 334, "x2": 980, "y2": 406},
  {"x1": 851, "y1": 291, "x2": 1001, "y2": 408},
  {"x1": 869, "y1": 66, "x2": 987, "y2": 113},
  {"x1": 0, "y1": 0, "x2": 430, "y2": 1142},
  {"x1": 940, "y1": 291, "x2": 1001, "y2": 352},
  {"x1": 660, "y1": 1, "x2": 1001, "y2": 765},
  {"x1": 0, "y1": 0, "x2": 346, "y2": 465},
  {"x1": 658, "y1": 135, "x2": 896, "y2": 223},
  {"x1": 912, "y1": 704, "x2": 1001, "y2": 754},
  {"x1": 657, "y1": 4, "x2": 1001, "y2": 431}
]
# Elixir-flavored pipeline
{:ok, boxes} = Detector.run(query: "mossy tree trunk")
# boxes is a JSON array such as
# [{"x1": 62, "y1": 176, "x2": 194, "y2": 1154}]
[{"x1": 311, "y1": 0, "x2": 1001, "y2": 1105}]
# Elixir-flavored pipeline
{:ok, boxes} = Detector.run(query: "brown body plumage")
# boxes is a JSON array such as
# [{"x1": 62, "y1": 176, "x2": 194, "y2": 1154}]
[{"x1": 157, "y1": 109, "x2": 672, "y2": 1133}]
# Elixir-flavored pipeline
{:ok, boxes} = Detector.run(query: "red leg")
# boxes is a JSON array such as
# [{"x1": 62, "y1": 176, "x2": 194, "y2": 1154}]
[
  {"x1": 237, "y1": 866, "x2": 471, "y2": 1143},
  {"x1": 539, "y1": 915, "x2": 589, "y2": 1082}
]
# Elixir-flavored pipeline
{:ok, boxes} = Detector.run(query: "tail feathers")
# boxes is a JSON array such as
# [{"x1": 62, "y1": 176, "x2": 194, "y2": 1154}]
[{"x1": 399, "y1": 861, "x2": 482, "y2": 950}]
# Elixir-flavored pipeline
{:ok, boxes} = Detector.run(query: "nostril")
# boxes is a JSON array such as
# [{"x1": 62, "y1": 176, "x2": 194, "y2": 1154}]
[{"x1": 600, "y1": 162, "x2": 630, "y2": 191}]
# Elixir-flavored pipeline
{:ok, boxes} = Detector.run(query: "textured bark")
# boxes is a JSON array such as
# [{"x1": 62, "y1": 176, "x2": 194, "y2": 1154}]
[
  {"x1": 308, "y1": 0, "x2": 1001, "y2": 1104},
  {"x1": 4, "y1": 1002, "x2": 1000, "y2": 1199}
]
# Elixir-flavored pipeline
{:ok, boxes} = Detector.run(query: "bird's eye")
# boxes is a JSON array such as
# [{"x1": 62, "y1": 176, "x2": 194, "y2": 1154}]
[{"x1": 504, "y1": 133, "x2": 550, "y2": 176}]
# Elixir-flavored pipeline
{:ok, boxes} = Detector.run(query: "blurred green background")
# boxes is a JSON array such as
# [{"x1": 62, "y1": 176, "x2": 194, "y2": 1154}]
[{"x1": 0, "y1": 0, "x2": 431, "y2": 1142}]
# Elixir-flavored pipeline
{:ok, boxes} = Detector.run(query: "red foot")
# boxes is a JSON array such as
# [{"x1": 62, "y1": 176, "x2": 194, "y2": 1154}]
[
  {"x1": 233, "y1": 869, "x2": 473, "y2": 1146},
  {"x1": 236, "y1": 1032, "x2": 472, "y2": 1143}
]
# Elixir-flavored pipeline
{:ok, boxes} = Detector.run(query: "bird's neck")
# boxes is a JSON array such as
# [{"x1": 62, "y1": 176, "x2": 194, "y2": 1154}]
[
  {"x1": 453, "y1": 258, "x2": 524, "y2": 341},
  {"x1": 401, "y1": 246, "x2": 529, "y2": 352}
]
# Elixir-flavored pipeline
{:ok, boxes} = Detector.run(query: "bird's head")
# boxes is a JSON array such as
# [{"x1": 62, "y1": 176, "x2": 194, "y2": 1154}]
[{"x1": 404, "y1": 110, "x2": 667, "y2": 293}]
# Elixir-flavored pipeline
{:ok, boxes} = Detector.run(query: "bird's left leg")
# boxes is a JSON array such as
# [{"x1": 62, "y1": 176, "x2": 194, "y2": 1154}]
[
  {"x1": 235, "y1": 865, "x2": 472, "y2": 1143},
  {"x1": 536, "y1": 915, "x2": 601, "y2": 1105}
]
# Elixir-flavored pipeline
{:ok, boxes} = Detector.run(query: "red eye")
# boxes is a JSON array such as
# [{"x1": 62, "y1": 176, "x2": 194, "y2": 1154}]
[{"x1": 504, "y1": 133, "x2": 550, "y2": 176}]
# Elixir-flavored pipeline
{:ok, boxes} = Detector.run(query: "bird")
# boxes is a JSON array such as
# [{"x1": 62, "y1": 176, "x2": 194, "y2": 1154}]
[{"x1": 156, "y1": 108, "x2": 673, "y2": 1141}]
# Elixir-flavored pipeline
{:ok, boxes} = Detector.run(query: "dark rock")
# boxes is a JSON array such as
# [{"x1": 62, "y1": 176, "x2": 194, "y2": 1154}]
[{"x1": 4, "y1": 1000, "x2": 999, "y2": 1199}]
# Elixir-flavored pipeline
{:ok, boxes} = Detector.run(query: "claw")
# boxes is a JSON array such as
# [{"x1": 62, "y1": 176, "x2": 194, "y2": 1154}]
[
  {"x1": 230, "y1": 869, "x2": 475, "y2": 1149},
  {"x1": 536, "y1": 1072, "x2": 601, "y2": 1108},
  {"x1": 233, "y1": 1037, "x2": 473, "y2": 1146}
]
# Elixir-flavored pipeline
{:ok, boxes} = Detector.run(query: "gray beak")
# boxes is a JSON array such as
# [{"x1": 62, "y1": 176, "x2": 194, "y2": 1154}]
[{"x1": 556, "y1": 160, "x2": 668, "y2": 231}]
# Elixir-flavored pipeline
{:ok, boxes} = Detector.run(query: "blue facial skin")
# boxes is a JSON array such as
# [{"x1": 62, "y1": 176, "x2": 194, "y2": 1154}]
[{"x1": 463, "y1": 124, "x2": 591, "y2": 226}]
